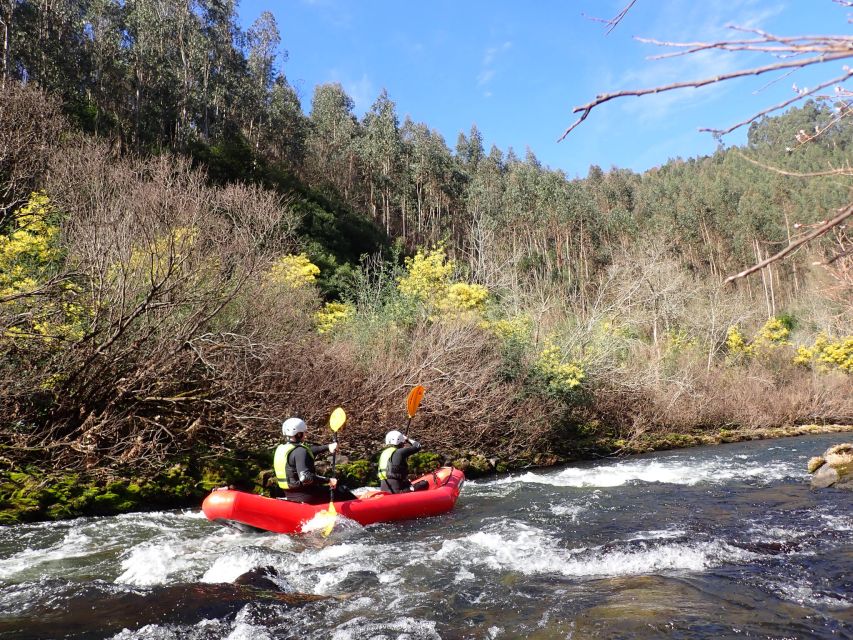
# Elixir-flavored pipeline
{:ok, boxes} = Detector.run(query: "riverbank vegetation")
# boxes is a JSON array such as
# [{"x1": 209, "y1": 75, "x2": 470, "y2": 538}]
[{"x1": 0, "y1": 1, "x2": 850, "y2": 522}]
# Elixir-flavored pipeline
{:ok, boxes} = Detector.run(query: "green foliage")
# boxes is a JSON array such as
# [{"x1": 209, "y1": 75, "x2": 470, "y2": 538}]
[
  {"x1": 408, "y1": 452, "x2": 443, "y2": 476},
  {"x1": 335, "y1": 460, "x2": 374, "y2": 488}
]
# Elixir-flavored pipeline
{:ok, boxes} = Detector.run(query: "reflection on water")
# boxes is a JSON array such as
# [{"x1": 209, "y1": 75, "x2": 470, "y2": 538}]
[{"x1": 1, "y1": 432, "x2": 851, "y2": 639}]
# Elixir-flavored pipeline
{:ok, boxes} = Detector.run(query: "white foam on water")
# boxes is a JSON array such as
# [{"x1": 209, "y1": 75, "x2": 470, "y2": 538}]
[
  {"x1": 116, "y1": 541, "x2": 192, "y2": 586},
  {"x1": 624, "y1": 529, "x2": 687, "y2": 541},
  {"x1": 768, "y1": 579, "x2": 852, "y2": 609},
  {"x1": 436, "y1": 522, "x2": 759, "y2": 579},
  {"x1": 113, "y1": 515, "x2": 303, "y2": 587},
  {"x1": 549, "y1": 503, "x2": 586, "y2": 519},
  {"x1": 201, "y1": 549, "x2": 289, "y2": 585},
  {"x1": 108, "y1": 623, "x2": 179, "y2": 639},
  {"x1": 0, "y1": 528, "x2": 92, "y2": 580},
  {"x1": 489, "y1": 454, "x2": 800, "y2": 488},
  {"x1": 822, "y1": 513, "x2": 853, "y2": 532},
  {"x1": 179, "y1": 509, "x2": 209, "y2": 520},
  {"x1": 300, "y1": 511, "x2": 362, "y2": 534},
  {"x1": 228, "y1": 607, "x2": 274, "y2": 640},
  {"x1": 329, "y1": 615, "x2": 441, "y2": 640},
  {"x1": 454, "y1": 566, "x2": 475, "y2": 582}
]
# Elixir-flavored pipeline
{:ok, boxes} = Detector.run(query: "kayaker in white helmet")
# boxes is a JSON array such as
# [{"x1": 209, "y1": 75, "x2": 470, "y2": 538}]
[
  {"x1": 377, "y1": 430, "x2": 429, "y2": 493},
  {"x1": 274, "y1": 417, "x2": 356, "y2": 504}
]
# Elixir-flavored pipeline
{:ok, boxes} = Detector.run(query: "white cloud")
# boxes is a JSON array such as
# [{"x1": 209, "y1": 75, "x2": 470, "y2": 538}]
[
  {"x1": 326, "y1": 69, "x2": 375, "y2": 113},
  {"x1": 477, "y1": 69, "x2": 496, "y2": 87},
  {"x1": 345, "y1": 73, "x2": 375, "y2": 112},
  {"x1": 478, "y1": 40, "x2": 512, "y2": 94}
]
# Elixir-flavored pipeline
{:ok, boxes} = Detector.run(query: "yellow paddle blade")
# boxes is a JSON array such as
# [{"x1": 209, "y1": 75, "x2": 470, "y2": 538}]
[
  {"x1": 329, "y1": 407, "x2": 346, "y2": 432},
  {"x1": 321, "y1": 500, "x2": 337, "y2": 537},
  {"x1": 406, "y1": 385, "x2": 426, "y2": 419}
]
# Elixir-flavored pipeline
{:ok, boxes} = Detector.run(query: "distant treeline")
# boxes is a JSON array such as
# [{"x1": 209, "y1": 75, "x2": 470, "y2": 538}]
[{"x1": 3, "y1": 1, "x2": 851, "y2": 300}]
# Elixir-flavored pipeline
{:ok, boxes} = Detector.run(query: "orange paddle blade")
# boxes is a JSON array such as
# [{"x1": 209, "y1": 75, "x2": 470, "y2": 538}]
[{"x1": 406, "y1": 385, "x2": 426, "y2": 419}]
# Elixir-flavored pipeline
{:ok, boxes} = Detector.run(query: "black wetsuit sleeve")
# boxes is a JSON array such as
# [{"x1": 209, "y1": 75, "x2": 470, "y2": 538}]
[
  {"x1": 309, "y1": 444, "x2": 330, "y2": 455},
  {"x1": 396, "y1": 444, "x2": 422, "y2": 459},
  {"x1": 292, "y1": 447, "x2": 328, "y2": 486}
]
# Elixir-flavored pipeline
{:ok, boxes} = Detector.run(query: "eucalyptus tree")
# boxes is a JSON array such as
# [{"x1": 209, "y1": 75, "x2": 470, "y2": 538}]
[
  {"x1": 306, "y1": 82, "x2": 360, "y2": 200},
  {"x1": 4, "y1": 0, "x2": 91, "y2": 98},
  {"x1": 123, "y1": 0, "x2": 184, "y2": 146},
  {"x1": 265, "y1": 74, "x2": 307, "y2": 171},
  {"x1": 361, "y1": 88, "x2": 401, "y2": 235},
  {"x1": 464, "y1": 143, "x2": 505, "y2": 281},
  {"x1": 81, "y1": 0, "x2": 128, "y2": 137},
  {"x1": 244, "y1": 10, "x2": 281, "y2": 152}
]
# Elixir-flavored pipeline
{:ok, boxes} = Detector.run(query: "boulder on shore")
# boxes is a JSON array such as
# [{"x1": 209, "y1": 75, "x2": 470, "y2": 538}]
[{"x1": 808, "y1": 443, "x2": 853, "y2": 490}]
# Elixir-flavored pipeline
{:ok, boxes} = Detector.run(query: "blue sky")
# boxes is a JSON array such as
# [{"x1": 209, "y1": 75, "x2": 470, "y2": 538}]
[{"x1": 238, "y1": 0, "x2": 850, "y2": 178}]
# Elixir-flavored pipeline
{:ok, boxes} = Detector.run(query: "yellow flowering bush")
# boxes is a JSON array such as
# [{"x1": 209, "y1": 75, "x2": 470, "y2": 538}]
[
  {"x1": 1, "y1": 193, "x2": 88, "y2": 343},
  {"x1": 794, "y1": 333, "x2": 853, "y2": 374},
  {"x1": 397, "y1": 247, "x2": 490, "y2": 320},
  {"x1": 397, "y1": 247, "x2": 453, "y2": 303},
  {"x1": 268, "y1": 253, "x2": 320, "y2": 288},
  {"x1": 123, "y1": 226, "x2": 200, "y2": 282},
  {"x1": 664, "y1": 329, "x2": 697, "y2": 354},
  {"x1": 439, "y1": 282, "x2": 489, "y2": 313},
  {"x1": 315, "y1": 301, "x2": 355, "y2": 334},
  {"x1": 486, "y1": 314, "x2": 533, "y2": 342},
  {"x1": 533, "y1": 339, "x2": 586, "y2": 397},
  {"x1": 0, "y1": 192, "x2": 59, "y2": 298},
  {"x1": 752, "y1": 317, "x2": 791, "y2": 348},
  {"x1": 726, "y1": 317, "x2": 792, "y2": 361},
  {"x1": 725, "y1": 325, "x2": 752, "y2": 358}
]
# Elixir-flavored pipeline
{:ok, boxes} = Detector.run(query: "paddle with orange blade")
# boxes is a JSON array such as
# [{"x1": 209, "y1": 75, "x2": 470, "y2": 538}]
[
  {"x1": 321, "y1": 407, "x2": 347, "y2": 537},
  {"x1": 404, "y1": 385, "x2": 426, "y2": 437}
]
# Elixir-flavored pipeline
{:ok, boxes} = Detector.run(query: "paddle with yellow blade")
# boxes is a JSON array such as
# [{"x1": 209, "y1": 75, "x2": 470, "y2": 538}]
[
  {"x1": 404, "y1": 385, "x2": 426, "y2": 437},
  {"x1": 321, "y1": 407, "x2": 347, "y2": 537}
]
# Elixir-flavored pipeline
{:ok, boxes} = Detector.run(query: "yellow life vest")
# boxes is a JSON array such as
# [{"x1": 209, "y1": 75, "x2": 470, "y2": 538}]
[{"x1": 274, "y1": 442, "x2": 314, "y2": 489}]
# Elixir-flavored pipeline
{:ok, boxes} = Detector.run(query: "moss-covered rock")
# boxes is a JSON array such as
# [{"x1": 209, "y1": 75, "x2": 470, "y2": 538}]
[{"x1": 0, "y1": 448, "x2": 271, "y2": 525}]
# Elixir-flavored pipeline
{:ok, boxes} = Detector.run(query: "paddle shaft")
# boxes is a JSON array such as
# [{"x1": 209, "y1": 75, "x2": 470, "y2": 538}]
[{"x1": 328, "y1": 432, "x2": 339, "y2": 501}]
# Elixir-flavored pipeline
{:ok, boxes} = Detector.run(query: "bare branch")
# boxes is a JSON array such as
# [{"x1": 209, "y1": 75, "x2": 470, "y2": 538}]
[
  {"x1": 724, "y1": 203, "x2": 853, "y2": 284},
  {"x1": 558, "y1": 49, "x2": 853, "y2": 142},
  {"x1": 606, "y1": 1, "x2": 638, "y2": 35},
  {"x1": 700, "y1": 71, "x2": 853, "y2": 136},
  {"x1": 581, "y1": 0, "x2": 638, "y2": 34}
]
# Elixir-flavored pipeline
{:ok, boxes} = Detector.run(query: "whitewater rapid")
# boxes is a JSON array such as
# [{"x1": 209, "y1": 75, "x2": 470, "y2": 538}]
[{"x1": 1, "y1": 433, "x2": 851, "y2": 639}]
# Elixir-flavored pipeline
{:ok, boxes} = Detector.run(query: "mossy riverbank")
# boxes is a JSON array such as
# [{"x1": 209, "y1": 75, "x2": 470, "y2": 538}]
[{"x1": 2, "y1": 424, "x2": 851, "y2": 526}]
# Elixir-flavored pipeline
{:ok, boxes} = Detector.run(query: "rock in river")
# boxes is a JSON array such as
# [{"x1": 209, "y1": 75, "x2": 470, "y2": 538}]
[{"x1": 808, "y1": 442, "x2": 853, "y2": 490}]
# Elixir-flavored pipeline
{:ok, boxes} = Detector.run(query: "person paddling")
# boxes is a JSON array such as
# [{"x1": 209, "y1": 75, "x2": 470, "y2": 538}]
[
  {"x1": 378, "y1": 430, "x2": 429, "y2": 493},
  {"x1": 275, "y1": 417, "x2": 356, "y2": 504}
]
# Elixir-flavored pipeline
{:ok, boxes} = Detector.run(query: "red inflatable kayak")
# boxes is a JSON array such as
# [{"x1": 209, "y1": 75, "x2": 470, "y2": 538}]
[{"x1": 202, "y1": 466, "x2": 465, "y2": 534}]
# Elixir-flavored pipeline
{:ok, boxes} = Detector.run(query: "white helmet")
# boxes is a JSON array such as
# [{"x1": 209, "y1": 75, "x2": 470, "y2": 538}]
[
  {"x1": 282, "y1": 417, "x2": 307, "y2": 437},
  {"x1": 385, "y1": 430, "x2": 406, "y2": 446}
]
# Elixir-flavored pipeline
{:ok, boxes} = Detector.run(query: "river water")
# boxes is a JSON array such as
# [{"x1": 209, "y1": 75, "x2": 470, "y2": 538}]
[{"x1": 1, "y1": 433, "x2": 851, "y2": 639}]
